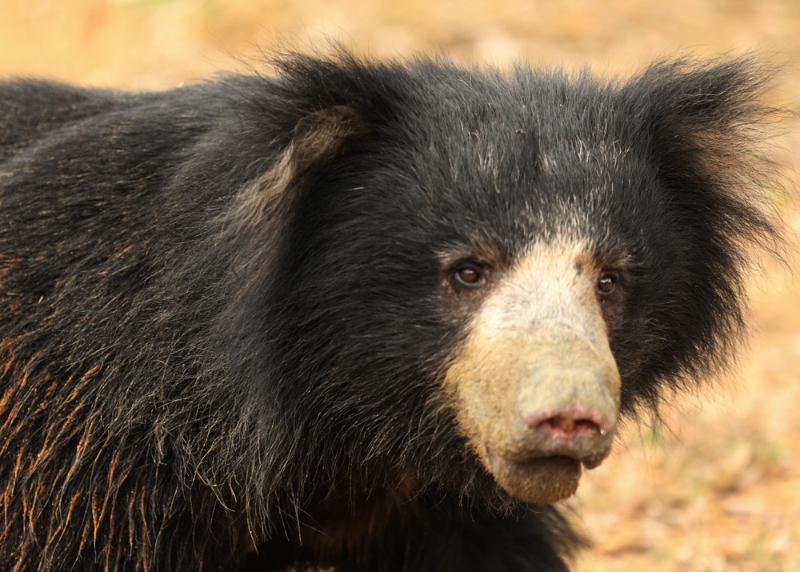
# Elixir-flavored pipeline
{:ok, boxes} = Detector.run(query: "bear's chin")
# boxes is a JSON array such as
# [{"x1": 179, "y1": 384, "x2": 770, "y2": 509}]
[{"x1": 486, "y1": 452, "x2": 583, "y2": 504}]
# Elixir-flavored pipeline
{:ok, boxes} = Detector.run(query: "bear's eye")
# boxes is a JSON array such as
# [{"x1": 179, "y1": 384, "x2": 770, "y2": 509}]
[
  {"x1": 597, "y1": 273, "x2": 615, "y2": 294},
  {"x1": 455, "y1": 265, "x2": 484, "y2": 287}
]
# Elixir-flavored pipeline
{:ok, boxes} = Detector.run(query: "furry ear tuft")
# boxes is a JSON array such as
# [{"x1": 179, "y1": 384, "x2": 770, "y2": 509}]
[
  {"x1": 626, "y1": 55, "x2": 784, "y2": 248},
  {"x1": 290, "y1": 105, "x2": 369, "y2": 174},
  {"x1": 225, "y1": 103, "x2": 368, "y2": 245},
  {"x1": 631, "y1": 55, "x2": 781, "y2": 185}
]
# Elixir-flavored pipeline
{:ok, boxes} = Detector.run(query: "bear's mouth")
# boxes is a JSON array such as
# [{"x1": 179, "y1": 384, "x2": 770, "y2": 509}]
[{"x1": 490, "y1": 429, "x2": 614, "y2": 470}]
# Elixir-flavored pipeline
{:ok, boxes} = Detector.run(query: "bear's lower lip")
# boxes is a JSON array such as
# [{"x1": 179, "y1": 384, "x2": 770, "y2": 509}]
[
  {"x1": 485, "y1": 447, "x2": 583, "y2": 504},
  {"x1": 489, "y1": 438, "x2": 612, "y2": 470},
  {"x1": 488, "y1": 445, "x2": 598, "y2": 467},
  {"x1": 487, "y1": 447, "x2": 585, "y2": 472}
]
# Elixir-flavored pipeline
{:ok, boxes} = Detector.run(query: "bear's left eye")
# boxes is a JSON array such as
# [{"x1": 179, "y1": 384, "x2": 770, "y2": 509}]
[{"x1": 597, "y1": 273, "x2": 615, "y2": 294}]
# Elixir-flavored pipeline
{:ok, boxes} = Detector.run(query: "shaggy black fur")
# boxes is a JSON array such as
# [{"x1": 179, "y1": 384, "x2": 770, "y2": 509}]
[{"x1": 0, "y1": 50, "x2": 782, "y2": 571}]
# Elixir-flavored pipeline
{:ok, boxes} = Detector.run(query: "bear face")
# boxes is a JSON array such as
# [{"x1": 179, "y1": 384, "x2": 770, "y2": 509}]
[{"x1": 228, "y1": 53, "x2": 779, "y2": 508}]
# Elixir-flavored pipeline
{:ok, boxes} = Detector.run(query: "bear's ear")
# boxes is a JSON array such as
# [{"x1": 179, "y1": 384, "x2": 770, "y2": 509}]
[
  {"x1": 224, "y1": 101, "x2": 369, "y2": 248},
  {"x1": 262, "y1": 48, "x2": 388, "y2": 177},
  {"x1": 622, "y1": 55, "x2": 783, "y2": 257},
  {"x1": 625, "y1": 56, "x2": 779, "y2": 195},
  {"x1": 288, "y1": 104, "x2": 369, "y2": 177}
]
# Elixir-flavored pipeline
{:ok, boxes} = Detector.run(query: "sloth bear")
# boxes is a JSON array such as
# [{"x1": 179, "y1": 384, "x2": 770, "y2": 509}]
[{"x1": 0, "y1": 50, "x2": 783, "y2": 571}]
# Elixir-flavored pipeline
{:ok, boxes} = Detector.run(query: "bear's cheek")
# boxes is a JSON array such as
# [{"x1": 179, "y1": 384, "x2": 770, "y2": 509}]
[{"x1": 441, "y1": 242, "x2": 622, "y2": 504}]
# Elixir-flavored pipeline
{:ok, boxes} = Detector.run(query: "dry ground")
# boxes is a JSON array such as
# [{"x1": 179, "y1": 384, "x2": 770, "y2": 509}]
[{"x1": 1, "y1": 1, "x2": 799, "y2": 570}]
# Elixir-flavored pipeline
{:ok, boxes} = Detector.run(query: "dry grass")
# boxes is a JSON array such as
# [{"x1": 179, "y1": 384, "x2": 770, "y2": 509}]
[{"x1": 2, "y1": 1, "x2": 799, "y2": 570}]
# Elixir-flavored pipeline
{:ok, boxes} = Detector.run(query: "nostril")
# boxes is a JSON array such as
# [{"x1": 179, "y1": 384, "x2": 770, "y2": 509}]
[
  {"x1": 523, "y1": 407, "x2": 612, "y2": 438},
  {"x1": 538, "y1": 416, "x2": 603, "y2": 438}
]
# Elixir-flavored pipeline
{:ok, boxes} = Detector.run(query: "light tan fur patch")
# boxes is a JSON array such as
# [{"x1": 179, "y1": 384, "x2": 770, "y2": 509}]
[{"x1": 443, "y1": 239, "x2": 621, "y2": 503}]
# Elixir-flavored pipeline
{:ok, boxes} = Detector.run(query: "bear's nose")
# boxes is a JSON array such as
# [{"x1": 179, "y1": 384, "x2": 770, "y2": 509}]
[{"x1": 515, "y1": 364, "x2": 617, "y2": 468}]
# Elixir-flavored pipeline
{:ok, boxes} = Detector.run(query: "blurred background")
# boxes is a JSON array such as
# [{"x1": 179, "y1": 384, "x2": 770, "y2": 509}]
[{"x1": 1, "y1": 1, "x2": 798, "y2": 570}]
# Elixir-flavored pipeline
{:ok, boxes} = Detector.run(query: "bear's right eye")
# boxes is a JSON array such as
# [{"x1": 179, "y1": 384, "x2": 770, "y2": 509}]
[{"x1": 455, "y1": 265, "x2": 485, "y2": 287}]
